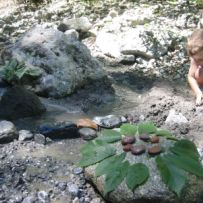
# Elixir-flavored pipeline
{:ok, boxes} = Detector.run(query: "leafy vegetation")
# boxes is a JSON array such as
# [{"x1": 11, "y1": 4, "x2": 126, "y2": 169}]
[
  {"x1": 0, "y1": 59, "x2": 42, "y2": 84},
  {"x1": 79, "y1": 122, "x2": 203, "y2": 197}
]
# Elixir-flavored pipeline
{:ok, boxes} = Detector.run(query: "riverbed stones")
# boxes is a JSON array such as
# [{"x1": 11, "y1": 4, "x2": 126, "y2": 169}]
[
  {"x1": 0, "y1": 120, "x2": 18, "y2": 143},
  {"x1": 78, "y1": 127, "x2": 97, "y2": 141},
  {"x1": 0, "y1": 86, "x2": 46, "y2": 120}
]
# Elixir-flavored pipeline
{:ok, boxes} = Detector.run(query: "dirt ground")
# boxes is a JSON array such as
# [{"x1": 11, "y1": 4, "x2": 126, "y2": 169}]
[{"x1": 129, "y1": 79, "x2": 203, "y2": 149}]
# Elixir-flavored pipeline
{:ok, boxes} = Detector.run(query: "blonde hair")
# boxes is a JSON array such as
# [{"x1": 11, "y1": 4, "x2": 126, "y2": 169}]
[{"x1": 187, "y1": 29, "x2": 203, "y2": 56}]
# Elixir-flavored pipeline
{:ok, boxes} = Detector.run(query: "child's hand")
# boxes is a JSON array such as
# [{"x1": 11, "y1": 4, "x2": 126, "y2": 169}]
[{"x1": 196, "y1": 92, "x2": 203, "y2": 106}]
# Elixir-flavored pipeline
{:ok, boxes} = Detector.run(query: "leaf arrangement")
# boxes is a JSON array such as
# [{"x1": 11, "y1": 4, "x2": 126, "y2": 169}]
[{"x1": 79, "y1": 122, "x2": 203, "y2": 196}]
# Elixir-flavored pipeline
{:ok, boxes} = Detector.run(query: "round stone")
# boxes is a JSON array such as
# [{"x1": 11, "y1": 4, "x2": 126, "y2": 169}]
[
  {"x1": 73, "y1": 167, "x2": 83, "y2": 175},
  {"x1": 148, "y1": 145, "x2": 162, "y2": 155},
  {"x1": 150, "y1": 136, "x2": 160, "y2": 143},
  {"x1": 121, "y1": 136, "x2": 136, "y2": 145},
  {"x1": 139, "y1": 133, "x2": 150, "y2": 142},
  {"x1": 123, "y1": 144, "x2": 132, "y2": 152},
  {"x1": 131, "y1": 145, "x2": 146, "y2": 155},
  {"x1": 78, "y1": 128, "x2": 97, "y2": 140}
]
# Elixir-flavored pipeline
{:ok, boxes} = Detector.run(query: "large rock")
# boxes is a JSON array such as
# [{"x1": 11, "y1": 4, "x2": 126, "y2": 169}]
[
  {"x1": 11, "y1": 25, "x2": 106, "y2": 98},
  {"x1": 0, "y1": 86, "x2": 46, "y2": 120},
  {"x1": 85, "y1": 139, "x2": 203, "y2": 203},
  {"x1": 0, "y1": 120, "x2": 18, "y2": 143},
  {"x1": 38, "y1": 121, "x2": 79, "y2": 139}
]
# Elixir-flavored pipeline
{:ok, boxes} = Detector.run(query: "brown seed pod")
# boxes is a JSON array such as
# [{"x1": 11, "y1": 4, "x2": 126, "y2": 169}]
[
  {"x1": 131, "y1": 144, "x2": 146, "y2": 155},
  {"x1": 150, "y1": 136, "x2": 160, "y2": 143},
  {"x1": 121, "y1": 136, "x2": 136, "y2": 145},
  {"x1": 139, "y1": 133, "x2": 150, "y2": 142},
  {"x1": 148, "y1": 145, "x2": 162, "y2": 155},
  {"x1": 123, "y1": 144, "x2": 132, "y2": 152}
]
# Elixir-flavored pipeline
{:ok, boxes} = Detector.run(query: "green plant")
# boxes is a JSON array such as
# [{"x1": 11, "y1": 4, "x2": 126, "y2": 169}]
[
  {"x1": 79, "y1": 122, "x2": 203, "y2": 197},
  {"x1": 0, "y1": 59, "x2": 42, "y2": 84}
]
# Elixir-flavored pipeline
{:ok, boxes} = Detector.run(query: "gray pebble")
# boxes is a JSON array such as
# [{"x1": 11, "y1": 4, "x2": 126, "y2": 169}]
[
  {"x1": 58, "y1": 182, "x2": 67, "y2": 191},
  {"x1": 73, "y1": 167, "x2": 83, "y2": 175},
  {"x1": 67, "y1": 183, "x2": 79, "y2": 196}
]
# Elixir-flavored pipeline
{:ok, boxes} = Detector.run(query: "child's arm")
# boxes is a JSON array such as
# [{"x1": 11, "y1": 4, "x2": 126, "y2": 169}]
[{"x1": 188, "y1": 58, "x2": 203, "y2": 105}]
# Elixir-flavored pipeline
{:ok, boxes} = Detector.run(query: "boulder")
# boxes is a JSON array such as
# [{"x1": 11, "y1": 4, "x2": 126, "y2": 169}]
[
  {"x1": 0, "y1": 120, "x2": 18, "y2": 143},
  {"x1": 85, "y1": 139, "x2": 203, "y2": 203},
  {"x1": 11, "y1": 25, "x2": 106, "y2": 98},
  {"x1": 0, "y1": 86, "x2": 46, "y2": 120}
]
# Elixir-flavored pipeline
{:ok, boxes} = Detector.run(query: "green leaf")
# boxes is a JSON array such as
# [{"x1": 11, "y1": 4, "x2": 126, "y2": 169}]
[
  {"x1": 95, "y1": 153, "x2": 126, "y2": 177},
  {"x1": 156, "y1": 156, "x2": 187, "y2": 196},
  {"x1": 79, "y1": 144, "x2": 116, "y2": 167},
  {"x1": 26, "y1": 67, "x2": 42, "y2": 76},
  {"x1": 104, "y1": 161, "x2": 129, "y2": 195},
  {"x1": 100, "y1": 129, "x2": 122, "y2": 137},
  {"x1": 9, "y1": 59, "x2": 18, "y2": 69},
  {"x1": 15, "y1": 67, "x2": 28, "y2": 79},
  {"x1": 170, "y1": 139, "x2": 200, "y2": 161},
  {"x1": 156, "y1": 129, "x2": 178, "y2": 141},
  {"x1": 80, "y1": 140, "x2": 105, "y2": 155},
  {"x1": 138, "y1": 122, "x2": 157, "y2": 134},
  {"x1": 120, "y1": 124, "x2": 138, "y2": 136},
  {"x1": 96, "y1": 129, "x2": 122, "y2": 143},
  {"x1": 126, "y1": 163, "x2": 149, "y2": 191},
  {"x1": 165, "y1": 154, "x2": 203, "y2": 177}
]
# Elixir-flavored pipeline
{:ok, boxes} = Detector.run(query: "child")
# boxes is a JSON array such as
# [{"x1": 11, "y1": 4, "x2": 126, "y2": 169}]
[{"x1": 187, "y1": 29, "x2": 203, "y2": 105}]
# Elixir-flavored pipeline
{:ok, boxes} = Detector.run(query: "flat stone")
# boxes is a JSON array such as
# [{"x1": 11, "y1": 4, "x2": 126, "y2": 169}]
[
  {"x1": 77, "y1": 118, "x2": 98, "y2": 130},
  {"x1": 131, "y1": 144, "x2": 146, "y2": 155},
  {"x1": 93, "y1": 115, "x2": 122, "y2": 129},
  {"x1": 38, "y1": 121, "x2": 79, "y2": 139}
]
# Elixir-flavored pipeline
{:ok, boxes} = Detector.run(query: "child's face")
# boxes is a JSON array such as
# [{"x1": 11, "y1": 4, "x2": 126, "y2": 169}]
[{"x1": 192, "y1": 50, "x2": 203, "y2": 66}]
